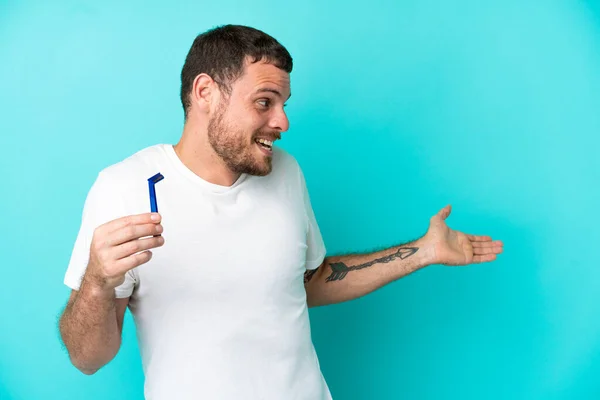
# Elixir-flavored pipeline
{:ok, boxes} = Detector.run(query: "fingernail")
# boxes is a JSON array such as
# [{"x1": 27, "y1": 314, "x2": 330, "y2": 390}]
[{"x1": 151, "y1": 213, "x2": 161, "y2": 221}]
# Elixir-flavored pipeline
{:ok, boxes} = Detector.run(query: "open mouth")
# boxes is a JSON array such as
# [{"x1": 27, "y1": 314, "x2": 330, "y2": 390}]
[{"x1": 255, "y1": 138, "x2": 273, "y2": 152}]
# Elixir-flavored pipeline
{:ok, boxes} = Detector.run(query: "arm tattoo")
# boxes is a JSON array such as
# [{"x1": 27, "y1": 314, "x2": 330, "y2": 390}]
[
  {"x1": 325, "y1": 247, "x2": 419, "y2": 282},
  {"x1": 304, "y1": 268, "x2": 319, "y2": 285}
]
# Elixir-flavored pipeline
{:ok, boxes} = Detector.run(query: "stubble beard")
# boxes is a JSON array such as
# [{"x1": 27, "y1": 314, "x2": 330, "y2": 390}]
[{"x1": 207, "y1": 104, "x2": 273, "y2": 177}]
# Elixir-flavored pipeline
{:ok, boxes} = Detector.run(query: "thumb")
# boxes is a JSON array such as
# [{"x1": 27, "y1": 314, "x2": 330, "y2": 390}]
[{"x1": 436, "y1": 204, "x2": 452, "y2": 220}]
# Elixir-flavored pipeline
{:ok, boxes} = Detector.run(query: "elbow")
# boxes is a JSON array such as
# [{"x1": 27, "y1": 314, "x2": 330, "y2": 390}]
[
  {"x1": 305, "y1": 264, "x2": 329, "y2": 308},
  {"x1": 305, "y1": 287, "x2": 328, "y2": 308},
  {"x1": 307, "y1": 297, "x2": 327, "y2": 308},
  {"x1": 60, "y1": 331, "x2": 120, "y2": 376},
  {"x1": 77, "y1": 365, "x2": 100, "y2": 376},
  {"x1": 68, "y1": 354, "x2": 101, "y2": 375},
  {"x1": 68, "y1": 351, "x2": 107, "y2": 375},
  {"x1": 65, "y1": 343, "x2": 118, "y2": 376}
]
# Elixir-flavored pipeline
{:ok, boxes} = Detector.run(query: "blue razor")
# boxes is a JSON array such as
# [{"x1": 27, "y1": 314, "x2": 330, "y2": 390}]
[{"x1": 148, "y1": 173, "x2": 164, "y2": 213}]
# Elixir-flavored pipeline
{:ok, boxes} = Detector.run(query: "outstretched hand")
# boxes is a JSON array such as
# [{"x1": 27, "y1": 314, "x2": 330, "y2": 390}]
[{"x1": 423, "y1": 205, "x2": 503, "y2": 266}]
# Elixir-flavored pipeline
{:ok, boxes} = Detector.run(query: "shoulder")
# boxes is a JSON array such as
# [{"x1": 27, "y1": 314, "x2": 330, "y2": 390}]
[
  {"x1": 93, "y1": 144, "x2": 167, "y2": 190},
  {"x1": 81, "y1": 144, "x2": 169, "y2": 216},
  {"x1": 265, "y1": 147, "x2": 311, "y2": 198},
  {"x1": 272, "y1": 146, "x2": 302, "y2": 176}
]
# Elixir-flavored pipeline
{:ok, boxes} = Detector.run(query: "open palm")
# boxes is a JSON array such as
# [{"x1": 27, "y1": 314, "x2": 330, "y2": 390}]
[{"x1": 424, "y1": 205, "x2": 503, "y2": 266}]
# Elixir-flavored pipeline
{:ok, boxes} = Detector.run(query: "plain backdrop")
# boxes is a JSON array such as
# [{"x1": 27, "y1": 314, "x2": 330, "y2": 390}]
[{"x1": 1, "y1": 0, "x2": 599, "y2": 399}]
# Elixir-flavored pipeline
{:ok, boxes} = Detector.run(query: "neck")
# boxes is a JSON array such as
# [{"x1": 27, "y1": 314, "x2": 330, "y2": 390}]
[{"x1": 173, "y1": 117, "x2": 241, "y2": 187}]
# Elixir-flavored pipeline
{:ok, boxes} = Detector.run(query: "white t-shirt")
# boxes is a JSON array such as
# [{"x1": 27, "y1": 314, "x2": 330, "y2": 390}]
[{"x1": 64, "y1": 144, "x2": 332, "y2": 400}]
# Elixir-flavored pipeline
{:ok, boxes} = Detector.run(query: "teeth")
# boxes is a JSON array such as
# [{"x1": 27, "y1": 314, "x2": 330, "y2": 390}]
[{"x1": 257, "y1": 138, "x2": 273, "y2": 147}]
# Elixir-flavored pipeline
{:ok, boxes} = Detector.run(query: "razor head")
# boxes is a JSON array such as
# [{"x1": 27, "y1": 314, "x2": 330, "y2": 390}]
[
  {"x1": 148, "y1": 173, "x2": 164, "y2": 184},
  {"x1": 148, "y1": 172, "x2": 164, "y2": 214}
]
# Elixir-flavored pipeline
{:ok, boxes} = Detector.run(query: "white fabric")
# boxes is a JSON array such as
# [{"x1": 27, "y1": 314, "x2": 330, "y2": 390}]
[{"x1": 64, "y1": 144, "x2": 331, "y2": 400}]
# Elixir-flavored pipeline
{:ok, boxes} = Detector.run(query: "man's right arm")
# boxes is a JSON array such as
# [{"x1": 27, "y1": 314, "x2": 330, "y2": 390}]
[
  {"x1": 59, "y1": 212, "x2": 164, "y2": 374},
  {"x1": 59, "y1": 286, "x2": 129, "y2": 375}
]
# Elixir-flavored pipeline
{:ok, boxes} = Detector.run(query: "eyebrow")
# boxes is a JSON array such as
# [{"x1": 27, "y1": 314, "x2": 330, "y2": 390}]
[{"x1": 255, "y1": 88, "x2": 292, "y2": 101}]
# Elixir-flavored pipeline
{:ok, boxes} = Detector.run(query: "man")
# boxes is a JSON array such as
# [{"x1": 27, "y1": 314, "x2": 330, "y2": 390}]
[{"x1": 59, "y1": 25, "x2": 503, "y2": 399}]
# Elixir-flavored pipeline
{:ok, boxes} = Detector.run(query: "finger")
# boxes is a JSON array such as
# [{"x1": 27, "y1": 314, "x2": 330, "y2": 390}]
[
  {"x1": 473, "y1": 246, "x2": 503, "y2": 255},
  {"x1": 114, "y1": 250, "x2": 154, "y2": 273},
  {"x1": 102, "y1": 213, "x2": 162, "y2": 235},
  {"x1": 472, "y1": 241, "x2": 503, "y2": 248},
  {"x1": 472, "y1": 254, "x2": 497, "y2": 263},
  {"x1": 111, "y1": 235, "x2": 165, "y2": 260},
  {"x1": 467, "y1": 234, "x2": 493, "y2": 242},
  {"x1": 106, "y1": 223, "x2": 163, "y2": 247}
]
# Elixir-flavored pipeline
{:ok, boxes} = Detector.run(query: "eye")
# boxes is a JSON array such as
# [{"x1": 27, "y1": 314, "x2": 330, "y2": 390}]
[{"x1": 257, "y1": 98, "x2": 271, "y2": 108}]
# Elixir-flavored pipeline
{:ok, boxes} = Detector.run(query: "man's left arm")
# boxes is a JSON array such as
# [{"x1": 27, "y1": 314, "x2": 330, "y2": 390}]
[{"x1": 304, "y1": 205, "x2": 504, "y2": 307}]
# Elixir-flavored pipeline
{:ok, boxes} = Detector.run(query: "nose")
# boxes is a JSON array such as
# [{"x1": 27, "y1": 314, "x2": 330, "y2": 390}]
[{"x1": 269, "y1": 108, "x2": 289, "y2": 133}]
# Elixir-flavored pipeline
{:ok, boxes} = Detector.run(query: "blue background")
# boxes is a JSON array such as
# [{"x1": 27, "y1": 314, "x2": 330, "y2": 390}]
[{"x1": 1, "y1": 0, "x2": 599, "y2": 398}]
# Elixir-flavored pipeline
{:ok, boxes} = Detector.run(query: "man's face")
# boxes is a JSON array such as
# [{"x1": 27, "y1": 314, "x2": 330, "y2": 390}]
[{"x1": 207, "y1": 59, "x2": 291, "y2": 176}]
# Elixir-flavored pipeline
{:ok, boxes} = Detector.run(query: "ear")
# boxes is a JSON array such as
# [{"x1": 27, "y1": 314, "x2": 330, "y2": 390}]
[{"x1": 191, "y1": 73, "x2": 220, "y2": 114}]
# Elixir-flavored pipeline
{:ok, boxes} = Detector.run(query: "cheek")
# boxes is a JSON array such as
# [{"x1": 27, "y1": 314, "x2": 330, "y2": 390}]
[
  {"x1": 239, "y1": 113, "x2": 267, "y2": 135},
  {"x1": 225, "y1": 104, "x2": 267, "y2": 135}
]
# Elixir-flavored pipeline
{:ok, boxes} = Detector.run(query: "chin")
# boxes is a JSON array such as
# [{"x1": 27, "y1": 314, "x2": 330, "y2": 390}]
[
  {"x1": 248, "y1": 163, "x2": 272, "y2": 177},
  {"x1": 247, "y1": 150, "x2": 273, "y2": 176},
  {"x1": 233, "y1": 157, "x2": 272, "y2": 177}
]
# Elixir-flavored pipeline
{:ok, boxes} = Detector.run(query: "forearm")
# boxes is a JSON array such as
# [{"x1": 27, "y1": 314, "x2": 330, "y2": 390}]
[
  {"x1": 59, "y1": 278, "x2": 122, "y2": 374},
  {"x1": 305, "y1": 237, "x2": 434, "y2": 307}
]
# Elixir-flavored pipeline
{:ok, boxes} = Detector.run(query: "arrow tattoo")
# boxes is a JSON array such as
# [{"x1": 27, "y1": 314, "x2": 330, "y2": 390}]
[{"x1": 325, "y1": 247, "x2": 419, "y2": 282}]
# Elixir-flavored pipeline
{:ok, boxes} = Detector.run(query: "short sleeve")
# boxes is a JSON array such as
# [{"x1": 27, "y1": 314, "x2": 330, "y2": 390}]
[
  {"x1": 296, "y1": 164, "x2": 326, "y2": 270},
  {"x1": 64, "y1": 171, "x2": 137, "y2": 298}
]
